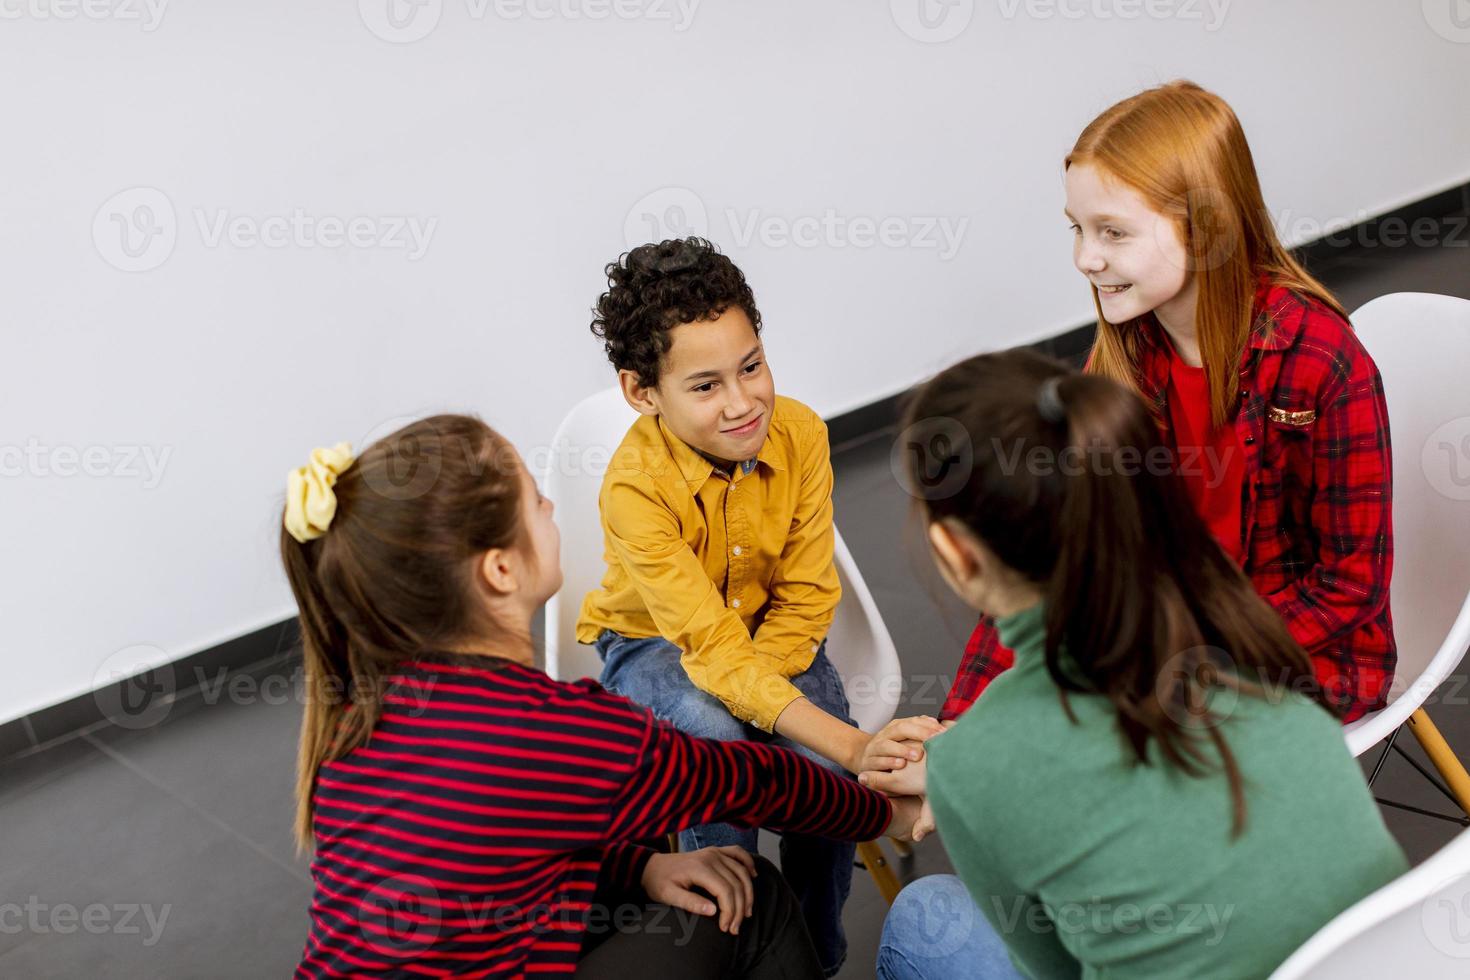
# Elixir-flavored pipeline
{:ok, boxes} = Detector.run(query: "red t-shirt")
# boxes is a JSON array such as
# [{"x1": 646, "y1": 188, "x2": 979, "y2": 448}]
[{"x1": 1164, "y1": 344, "x2": 1246, "y2": 564}]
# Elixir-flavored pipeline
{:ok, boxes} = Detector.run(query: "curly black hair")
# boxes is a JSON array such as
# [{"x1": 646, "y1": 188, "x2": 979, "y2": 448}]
[{"x1": 590, "y1": 237, "x2": 762, "y2": 389}]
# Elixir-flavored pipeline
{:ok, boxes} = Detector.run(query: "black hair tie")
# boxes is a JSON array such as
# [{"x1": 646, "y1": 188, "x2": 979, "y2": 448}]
[{"x1": 1036, "y1": 376, "x2": 1067, "y2": 423}]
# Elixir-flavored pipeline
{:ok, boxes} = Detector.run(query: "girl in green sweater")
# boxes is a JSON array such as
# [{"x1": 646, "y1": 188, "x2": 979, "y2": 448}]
[{"x1": 871, "y1": 349, "x2": 1406, "y2": 979}]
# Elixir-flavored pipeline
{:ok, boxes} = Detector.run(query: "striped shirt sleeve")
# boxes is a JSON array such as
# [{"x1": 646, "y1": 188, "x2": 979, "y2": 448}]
[
  {"x1": 598, "y1": 692, "x2": 893, "y2": 844},
  {"x1": 599, "y1": 841, "x2": 657, "y2": 890}
]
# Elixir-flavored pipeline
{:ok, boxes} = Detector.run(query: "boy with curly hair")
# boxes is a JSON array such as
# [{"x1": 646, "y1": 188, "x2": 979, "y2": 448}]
[{"x1": 576, "y1": 238, "x2": 937, "y2": 976}]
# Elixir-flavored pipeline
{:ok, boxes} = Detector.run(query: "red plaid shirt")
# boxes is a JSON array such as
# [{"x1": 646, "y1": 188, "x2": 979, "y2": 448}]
[{"x1": 941, "y1": 280, "x2": 1396, "y2": 723}]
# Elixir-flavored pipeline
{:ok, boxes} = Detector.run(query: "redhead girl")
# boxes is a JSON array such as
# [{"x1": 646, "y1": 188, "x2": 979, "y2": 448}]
[
  {"x1": 943, "y1": 80, "x2": 1395, "y2": 725},
  {"x1": 872, "y1": 350, "x2": 1405, "y2": 979},
  {"x1": 278, "y1": 415, "x2": 920, "y2": 979}
]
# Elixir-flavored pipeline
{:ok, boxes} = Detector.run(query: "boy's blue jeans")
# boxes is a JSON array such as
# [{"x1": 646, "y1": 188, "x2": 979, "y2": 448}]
[{"x1": 594, "y1": 630, "x2": 857, "y2": 978}]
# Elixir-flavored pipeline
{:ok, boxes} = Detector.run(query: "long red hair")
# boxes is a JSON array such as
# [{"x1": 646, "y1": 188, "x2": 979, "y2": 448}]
[{"x1": 1067, "y1": 80, "x2": 1347, "y2": 428}]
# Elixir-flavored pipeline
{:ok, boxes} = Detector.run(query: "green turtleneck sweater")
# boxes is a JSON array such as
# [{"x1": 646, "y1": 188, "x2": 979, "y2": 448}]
[{"x1": 926, "y1": 602, "x2": 1407, "y2": 980}]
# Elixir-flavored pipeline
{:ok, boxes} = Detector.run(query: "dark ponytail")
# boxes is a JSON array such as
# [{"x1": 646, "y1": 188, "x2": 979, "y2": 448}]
[
  {"x1": 901, "y1": 348, "x2": 1325, "y2": 835},
  {"x1": 280, "y1": 414, "x2": 526, "y2": 853}
]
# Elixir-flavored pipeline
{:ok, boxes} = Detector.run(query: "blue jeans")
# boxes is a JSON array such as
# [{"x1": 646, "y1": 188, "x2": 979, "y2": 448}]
[
  {"x1": 877, "y1": 876, "x2": 1024, "y2": 980},
  {"x1": 594, "y1": 630, "x2": 857, "y2": 978}
]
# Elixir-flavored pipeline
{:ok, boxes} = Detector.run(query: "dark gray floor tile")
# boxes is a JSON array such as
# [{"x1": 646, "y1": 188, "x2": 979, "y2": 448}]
[{"x1": 0, "y1": 730, "x2": 310, "y2": 978}]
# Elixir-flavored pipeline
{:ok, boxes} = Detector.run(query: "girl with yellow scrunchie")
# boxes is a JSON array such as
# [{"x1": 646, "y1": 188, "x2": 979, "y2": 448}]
[{"x1": 278, "y1": 415, "x2": 920, "y2": 980}]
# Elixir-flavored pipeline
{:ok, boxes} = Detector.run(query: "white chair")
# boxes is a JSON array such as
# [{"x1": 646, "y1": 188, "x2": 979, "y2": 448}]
[
  {"x1": 1269, "y1": 824, "x2": 1470, "y2": 978},
  {"x1": 539, "y1": 386, "x2": 909, "y2": 900},
  {"x1": 1342, "y1": 293, "x2": 1470, "y2": 817}
]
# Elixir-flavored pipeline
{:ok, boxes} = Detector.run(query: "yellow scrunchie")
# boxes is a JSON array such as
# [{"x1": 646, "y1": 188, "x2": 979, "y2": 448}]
[{"x1": 284, "y1": 442, "x2": 355, "y2": 543}]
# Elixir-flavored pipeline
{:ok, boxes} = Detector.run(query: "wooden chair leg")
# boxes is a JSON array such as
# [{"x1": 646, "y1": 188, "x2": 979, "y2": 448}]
[
  {"x1": 857, "y1": 840, "x2": 903, "y2": 905},
  {"x1": 666, "y1": 833, "x2": 679, "y2": 853},
  {"x1": 1406, "y1": 707, "x2": 1470, "y2": 815}
]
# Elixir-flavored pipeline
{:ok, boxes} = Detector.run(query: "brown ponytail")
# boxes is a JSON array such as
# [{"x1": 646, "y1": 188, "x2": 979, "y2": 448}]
[
  {"x1": 902, "y1": 349, "x2": 1326, "y2": 835},
  {"x1": 280, "y1": 414, "x2": 526, "y2": 853}
]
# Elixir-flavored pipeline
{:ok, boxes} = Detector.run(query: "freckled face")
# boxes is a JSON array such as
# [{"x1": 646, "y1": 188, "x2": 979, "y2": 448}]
[{"x1": 1065, "y1": 162, "x2": 1194, "y2": 328}]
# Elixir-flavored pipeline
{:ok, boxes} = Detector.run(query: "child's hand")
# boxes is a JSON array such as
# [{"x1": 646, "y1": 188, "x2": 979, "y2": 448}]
[
  {"x1": 854, "y1": 715, "x2": 946, "y2": 774},
  {"x1": 913, "y1": 798, "x2": 937, "y2": 842},
  {"x1": 882, "y1": 795, "x2": 928, "y2": 842},
  {"x1": 860, "y1": 753, "x2": 927, "y2": 798},
  {"x1": 640, "y1": 847, "x2": 756, "y2": 935}
]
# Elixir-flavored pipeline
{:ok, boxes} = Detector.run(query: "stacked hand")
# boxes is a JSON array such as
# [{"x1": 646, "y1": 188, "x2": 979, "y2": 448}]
[
  {"x1": 857, "y1": 715, "x2": 948, "y2": 842},
  {"x1": 853, "y1": 715, "x2": 945, "y2": 775}
]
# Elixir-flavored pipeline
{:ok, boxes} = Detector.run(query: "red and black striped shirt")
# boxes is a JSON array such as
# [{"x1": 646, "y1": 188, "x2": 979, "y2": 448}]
[{"x1": 295, "y1": 657, "x2": 891, "y2": 978}]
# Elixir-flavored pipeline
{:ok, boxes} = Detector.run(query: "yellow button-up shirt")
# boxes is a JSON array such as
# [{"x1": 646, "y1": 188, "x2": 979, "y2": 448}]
[{"x1": 576, "y1": 395, "x2": 842, "y2": 732}]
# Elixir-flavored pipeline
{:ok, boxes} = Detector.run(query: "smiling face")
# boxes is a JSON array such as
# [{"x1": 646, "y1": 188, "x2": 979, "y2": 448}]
[
  {"x1": 1064, "y1": 162, "x2": 1197, "y2": 334},
  {"x1": 621, "y1": 306, "x2": 775, "y2": 468}
]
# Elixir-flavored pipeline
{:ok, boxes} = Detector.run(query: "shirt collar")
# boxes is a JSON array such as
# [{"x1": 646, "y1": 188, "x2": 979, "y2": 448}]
[
  {"x1": 995, "y1": 601, "x2": 1091, "y2": 687},
  {"x1": 1247, "y1": 277, "x2": 1306, "y2": 352},
  {"x1": 1134, "y1": 274, "x2": 1303, "y2": 358},
  {"x1": 995, "y1": 601, "x2": 1048, "y2": 665},
  {"x1": 656, "y1": 415, "x2": 783, "y2": 492}
]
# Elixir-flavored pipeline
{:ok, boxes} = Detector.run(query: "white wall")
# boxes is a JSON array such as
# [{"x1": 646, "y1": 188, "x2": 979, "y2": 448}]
[{"x1": 4, "y1": 0, "x2": 1469, "y2": 726}]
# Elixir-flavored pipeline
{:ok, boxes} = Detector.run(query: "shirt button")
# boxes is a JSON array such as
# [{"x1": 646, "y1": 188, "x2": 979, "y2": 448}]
[
  {"x1": 731, "y1": 599, "x2": 742, "y2": 609},
  {"x1": 811, "y1": 643, "x2": 819, "y2": 653},
  {"x1": 732, "y1": 546, "x2": 743, "y2": 556}
]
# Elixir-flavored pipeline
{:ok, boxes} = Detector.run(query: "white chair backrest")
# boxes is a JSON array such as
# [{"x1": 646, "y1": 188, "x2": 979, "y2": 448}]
[
  {"x1": 542, "y1": 387, "x2": 639, "y2": 685},
  {"x1": 1343, "y1": 293, "x2": 1470, "y2": 749},
  {"x1": 826, "y1": 526, "x2": 903, "y2": 733},
  {"x1": 540, "y1": 387, "x2": 901, "y2": 733},
  {"x1": 1269, "y1": 825, "x2": 1470, "y2": 978}
]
